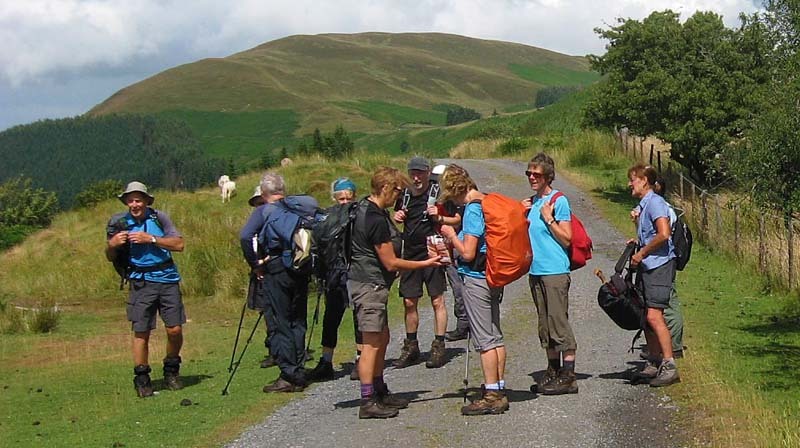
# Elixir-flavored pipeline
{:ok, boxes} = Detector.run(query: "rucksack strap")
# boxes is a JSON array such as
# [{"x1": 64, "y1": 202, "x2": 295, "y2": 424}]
[{"x1": 615, "y1": 242, "x2": 638, "y2": 274}]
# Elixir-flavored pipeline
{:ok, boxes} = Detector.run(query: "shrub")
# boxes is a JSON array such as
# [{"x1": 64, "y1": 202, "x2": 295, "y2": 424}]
[
  {"x1": 497, "y1": 136, "x2": 530, "y2": 155},
  {"x1": 74, "y1": 179, "x2": 124, "y2": 208},
  {"x1": 30, "y1": 304, "x2": 60, "y2": 333}
]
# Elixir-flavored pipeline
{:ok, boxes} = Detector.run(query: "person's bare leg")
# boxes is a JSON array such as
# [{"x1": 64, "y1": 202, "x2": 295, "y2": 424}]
[{"x1": 431, "y1": 294, "x2": 447, "y2": 336}]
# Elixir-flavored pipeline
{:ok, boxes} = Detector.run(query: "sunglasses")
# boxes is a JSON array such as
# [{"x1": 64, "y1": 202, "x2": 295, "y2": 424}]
[{"x1": 525, "y1": 171, "x2": 545, "y2": 179}]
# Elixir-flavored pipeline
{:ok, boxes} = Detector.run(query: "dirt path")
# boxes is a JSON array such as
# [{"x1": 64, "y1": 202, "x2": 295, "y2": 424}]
[{"x1": 227, "y1": 159, "x2": 685, "y2": 448}]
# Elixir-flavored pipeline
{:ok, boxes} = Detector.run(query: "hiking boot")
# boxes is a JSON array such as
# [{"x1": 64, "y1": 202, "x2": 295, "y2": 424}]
[
  {"x1": 531, "y1": 365, "x2": 558, "y2": 393},
  {"x1": 162, "y1": 356, "x2": 183, "y2": 391},
  {"x1": 133, "y1": 365, "x2": 154, "y2": 398},
  {"x1": 376, "y1": 383, "x2": 409, "y2": 409},
  {"x1": 461, "y1": 390, "x2": 508, "y2": 415},
  {"x1": 359, "y1": 397, "x2": 399, "y2": 419},
  {"x1": 263, "y1": 377, "x2": 304, "y2": 393},
  {"x1": 541, "y1": 368, "x2": 578, "y2": 395},
  {"x1": 632, "y1": 360, "x2": 660, "y2": 384},
  {"x1": 394, "y1": 339, "x2": 420, "y2": 368},
  {"x1": 445, "y1": 328, "x2": 469, "y2": 342},
  {"x1": 260, "y1": 355, "x2": 277, "y2": 368},
  {"x1": 350, "y1": 358, "x2": 360, "y2": 381},
  {"x1": 649, "y1": 361, "x2": 681, "y2": 387},
  {"x1": 425, "y1": 339, "x2": 446, "y2": 368},
  {"x1": 307, "y1": 359, "x2": 335, "y2": 382}
]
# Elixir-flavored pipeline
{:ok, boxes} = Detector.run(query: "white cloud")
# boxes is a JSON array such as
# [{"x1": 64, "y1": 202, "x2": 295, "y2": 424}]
[{"x1": 0, "y1": 0, "x2": 761, "y2": 128}]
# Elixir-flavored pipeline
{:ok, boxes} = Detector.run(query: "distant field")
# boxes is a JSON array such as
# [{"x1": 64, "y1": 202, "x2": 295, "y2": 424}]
[
  {"x1": 508, "y1": 63, "x2": 600, "y2": 86},
  {"x1": 336, "y1": 100, "x2": 446, "y2": 127},
  {"x1": 158, "y1": 110, "x2": 300, "y2": 164}
]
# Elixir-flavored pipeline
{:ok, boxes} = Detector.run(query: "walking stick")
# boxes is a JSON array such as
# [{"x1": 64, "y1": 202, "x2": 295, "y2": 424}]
[
  {"x1": 463, "y1": 330, "x2": 471, "y2": 403},
  {"x1": 228, "y1": 298, "x2": 248, "y2": 372},
  {"x1": 222, "y1": 312, "x2": 264, "y2": 396},
  {"x1": 304, "y1": 278, "x2": 324, "y2": 363}
]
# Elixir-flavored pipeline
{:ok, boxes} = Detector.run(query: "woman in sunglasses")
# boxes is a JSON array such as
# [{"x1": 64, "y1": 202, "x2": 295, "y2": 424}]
[{"x1": 522, "y1": 152, "x2": 577, "y2": 395}]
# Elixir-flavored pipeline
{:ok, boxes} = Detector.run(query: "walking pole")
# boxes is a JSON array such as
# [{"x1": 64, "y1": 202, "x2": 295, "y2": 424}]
[
  {"x1": 304, "y1": 277, "x2": 324, "y2": 363},
  {"x1": 463, "y1": 330, "x2": 471, "y2": 403},
  {"x1": 228, "y1": 299, "x2": 249, "y2": 372},
  {"x1": 222, "y1": 312, "x2": 264, "y2": 396}
]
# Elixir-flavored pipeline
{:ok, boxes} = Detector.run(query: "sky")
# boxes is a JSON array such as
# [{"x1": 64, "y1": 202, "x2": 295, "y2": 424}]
[{"x1": 0, "y1": 0, "x2": 762, "y2": 131}]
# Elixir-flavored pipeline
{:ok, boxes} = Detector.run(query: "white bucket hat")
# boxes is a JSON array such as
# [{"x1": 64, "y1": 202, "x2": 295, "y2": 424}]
[{"x1": 118, "y1": 181, "x2": 154, "y2": 205}]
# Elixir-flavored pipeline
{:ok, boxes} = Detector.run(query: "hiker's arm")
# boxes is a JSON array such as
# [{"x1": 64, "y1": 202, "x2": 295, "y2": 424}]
[
  {"x1": 440, "y1": 225, "x2": 478, "y2": 261},
  {"x1": 105, "y1": 232, "x2": 128, "y2": 261},
  {"x1": 541, "y1": 201, "x2": 572, "y2": 248},
  {"x1": 375, "y1": 242, "x2": 441, "y2": 272},
  {"x1": 632, "y1": 217, "x2": 671, "y2": 266},
  {"x1": 440, "y1": 211, "x2": 461, "y2": 227},
  {"x1": 240, "y1": 207, "x2": 266, "y2": 269}
]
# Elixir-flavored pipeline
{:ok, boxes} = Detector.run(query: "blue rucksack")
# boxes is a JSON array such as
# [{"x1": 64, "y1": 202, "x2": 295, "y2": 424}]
[{"x1": 257, "y1": 195, "x2": 323, "y2": 273}]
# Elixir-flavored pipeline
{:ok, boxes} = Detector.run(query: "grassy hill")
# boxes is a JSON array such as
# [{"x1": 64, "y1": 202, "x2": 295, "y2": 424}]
[{"x1": 89, "y1": 32, "x2": 598, "y2": 162}]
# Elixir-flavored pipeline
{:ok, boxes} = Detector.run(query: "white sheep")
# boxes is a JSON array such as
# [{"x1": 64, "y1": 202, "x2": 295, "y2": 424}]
[{"x1": 218, "y1": 175, "x2": 236, "y2": 203}]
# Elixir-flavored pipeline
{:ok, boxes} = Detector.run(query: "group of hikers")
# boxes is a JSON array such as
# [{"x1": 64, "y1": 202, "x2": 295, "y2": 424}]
[{"x1": 105, "y1": 152, "x2": 684, "y2": 419}]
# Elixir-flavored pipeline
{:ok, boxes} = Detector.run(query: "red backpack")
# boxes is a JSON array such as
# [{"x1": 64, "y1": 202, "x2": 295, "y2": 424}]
[
  {"x1": 482, "y1": 193, "x2": 533, "y2": 287},
  {"x1": 548, "y1": 191, "x2": 592, "y2": 270}
]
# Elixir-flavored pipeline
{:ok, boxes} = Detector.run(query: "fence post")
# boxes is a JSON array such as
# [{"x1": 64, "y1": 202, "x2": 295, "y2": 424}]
[
  {"x1": 788, "y1": 213, "x2": 795, "y2": 290},
  {"x1": 701, "y1": 191, "x2": 709, "y2": 242},
  {"x1": 759, "y1": 211, "x2": 766, "y2": 274},
  {"x1": 679, "y1": 173, "x2": 684, "y2": 199},
  {"x1": 734, "y1": 204, "x2": 740, "y2": 258},
  {"x1": 624, "y1": 132, "x2": 629, "y2": 154},
  {"x1": 649, "y1": 144, "x2": 654, "y2": 166},
  {"x1": 691, "y1": 183, "x2": 696, "y2": 221},
  {"x1": 657, "y1": 150, "x2": 662, "y2": 173}
]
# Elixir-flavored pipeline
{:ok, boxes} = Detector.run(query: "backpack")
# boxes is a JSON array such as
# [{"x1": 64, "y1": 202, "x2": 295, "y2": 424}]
[
  {"x1": 257, "y1": 195, "x2": 322, "y2": 273},
  {"x1": 312, "y1": 200, "x2": 360, "y2": 288},
  {"x1": 482, "y1": 193, "x2": 533, "y2": 288},
  {"x1": 596, "y1": 242, "x2": 646, "y2": 331},
  {"x1": 105, "y1": 208, "x2": 165, "y2": 289},
  {"x1": 671, "y1": 212, "x2": 692, "y2": 271},
  {"x1": 548, "y1": 192, "x2": 592, "y2": 271}
]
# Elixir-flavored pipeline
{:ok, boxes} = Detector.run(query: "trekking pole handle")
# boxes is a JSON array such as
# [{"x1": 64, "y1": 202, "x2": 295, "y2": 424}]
[{"x1": 593, "y1": 269, "x2": 607, "y2": 284}]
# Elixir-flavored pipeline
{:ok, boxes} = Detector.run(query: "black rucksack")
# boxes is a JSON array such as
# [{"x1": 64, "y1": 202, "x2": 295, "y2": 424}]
[
  {"x1": 312, "y1": 200, "x2": 361, "y2": 288},
  {"x1": 597, "y1": 242, "x2": 646, "y2": 331},
  {"x1": 671, "y1": 212, "x2": 692, "y2": 271}
]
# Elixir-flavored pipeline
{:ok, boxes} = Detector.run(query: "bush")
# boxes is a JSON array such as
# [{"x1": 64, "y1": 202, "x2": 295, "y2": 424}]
[
  {"x1": 497, "y1": 137, "x2": 530, "y2": 155},
  {"x1": 74, "y1": 179, "x2": 124, "y2": 208},
  {"x1": 30, "y1": 304, "x2": 60, "y2": 333}
]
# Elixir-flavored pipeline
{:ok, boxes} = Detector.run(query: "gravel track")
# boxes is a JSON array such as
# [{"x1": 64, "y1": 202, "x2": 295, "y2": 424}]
[{"x1": 227, "y1": 159, "x2": 685, "y2": 448}]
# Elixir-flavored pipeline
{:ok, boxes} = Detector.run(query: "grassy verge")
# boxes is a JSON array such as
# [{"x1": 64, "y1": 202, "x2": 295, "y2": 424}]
[{"x1": 551, "y1": 141, "x2": 800, "y2": 447}]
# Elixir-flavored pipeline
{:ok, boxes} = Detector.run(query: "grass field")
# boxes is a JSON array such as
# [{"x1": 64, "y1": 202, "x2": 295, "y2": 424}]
[
  {"x1": 336, "y1": 100, "x2": 446, "y2": 127},
  {"x1": 508, "y1": 63, "x2": 600, "y2": 86}
]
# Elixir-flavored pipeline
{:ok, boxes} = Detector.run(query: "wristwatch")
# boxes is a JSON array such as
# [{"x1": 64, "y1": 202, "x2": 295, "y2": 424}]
[
  {"x1": 150, "y1": 236, "x2": 157, "y2": 244},
  {"x1": 546, "y1": 219, "x2": 556, "y2": 226}
]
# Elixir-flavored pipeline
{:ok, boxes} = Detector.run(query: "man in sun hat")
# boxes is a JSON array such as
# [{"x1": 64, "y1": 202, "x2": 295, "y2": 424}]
[{"x1": 105, "y1": 181, "x2": 187, "y2": 398}]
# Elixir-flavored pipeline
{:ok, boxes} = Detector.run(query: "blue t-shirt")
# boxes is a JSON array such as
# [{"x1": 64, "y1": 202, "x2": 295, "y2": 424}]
[
  {"x1": 456, "y1": 201, "x2": 487, "y2": 279},
  {"x1": 113, "y1": 209, "x2": 181, "y2": 283},
  {"x1": 527, "y1": 190, "x2": 571, "y2": 275},
  {"x1": 637, "y1": 191, "x2": 676, "y2": 271}
]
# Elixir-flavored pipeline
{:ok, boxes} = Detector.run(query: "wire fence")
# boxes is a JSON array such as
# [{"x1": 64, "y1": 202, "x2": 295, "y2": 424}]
[{"x1": 615, "y1": 129, "x2": 798, "y2": 293}]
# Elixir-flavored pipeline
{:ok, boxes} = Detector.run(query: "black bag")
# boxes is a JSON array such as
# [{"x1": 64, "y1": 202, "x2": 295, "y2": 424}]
[
  {"x1": 597, "y1": 242, "x2": 646, "y2": 331},
  {"x1": 312, "y1": 200, "x2": 360, "y2": 288},
  {"x1": 672, "y1": 212, "x2": 692, "y2": 271}
]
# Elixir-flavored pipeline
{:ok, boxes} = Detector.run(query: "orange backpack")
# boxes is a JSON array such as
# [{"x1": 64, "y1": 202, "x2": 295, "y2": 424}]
[{"x1": 482, "y1": 193, "x2": 533, "y2": 287}]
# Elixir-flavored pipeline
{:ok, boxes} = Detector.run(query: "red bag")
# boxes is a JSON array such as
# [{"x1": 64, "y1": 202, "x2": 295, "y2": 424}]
[
  {"x1": 549, "y1": 191, "x2": 592, "y2": 270},
  {"x1": 482, "y1": 193, "x2": 533, "y2": 287}
]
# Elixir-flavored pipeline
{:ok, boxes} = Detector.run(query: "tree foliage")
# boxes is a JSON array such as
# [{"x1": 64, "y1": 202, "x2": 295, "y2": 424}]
[
  {"x1": 535, "y1": 86, "x2": 581, "y2": 108},
  {"x1": 445, "y1": 106, "x2": 482, "y2": 126},
  {"x1": 0, "y1": 115, "x2": 226, "y2": 208},
  {"x1": 74, "y1": 179, "x2": 124, "y2": 209},
  {"x1": 584, "y1": 10, "x2": 769, "y2": 185}
]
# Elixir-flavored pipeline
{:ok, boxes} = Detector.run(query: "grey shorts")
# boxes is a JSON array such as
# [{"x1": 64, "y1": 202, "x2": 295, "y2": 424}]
[
  {"x1": 348, "y1": 280, "x2": 389, "y2": 333},
  {"x1": 528, "y1": 273, "x2": 576, "y2": 352},
  {"x1": 638, "y1": 259, "x2": 676, "y2": 309},
  {"x1": 461, "y1": 275, "x2": 504, "y2": 352},
  {"x1": 127, "y1": 280, "x2": 186, "y2": 332},
  {"x1": 399, "y1": 265, "x2": 447, "y2": 299}
]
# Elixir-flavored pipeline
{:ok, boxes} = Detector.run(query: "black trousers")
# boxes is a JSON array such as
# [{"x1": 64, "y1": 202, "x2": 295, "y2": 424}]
[
  {"x1": 320, "y1": 285, "x2": 362, "y2": 349},
  {"x1": 261, "y1": 266, "x2": 309, "y2": 384}
]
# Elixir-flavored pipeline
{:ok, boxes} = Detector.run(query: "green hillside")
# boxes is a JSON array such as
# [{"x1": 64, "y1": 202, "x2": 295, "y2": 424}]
[{"x1": 89, "y1": 32, "x2": 596, "y2": 161}]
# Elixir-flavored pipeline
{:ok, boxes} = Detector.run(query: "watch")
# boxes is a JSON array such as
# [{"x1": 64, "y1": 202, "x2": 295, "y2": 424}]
[
  {"x1": 547, "y1": 219, "x2": 556, "y2": 226},
  {"x1": 150, "y1": 236, "x2": 157, "y2": 244}
]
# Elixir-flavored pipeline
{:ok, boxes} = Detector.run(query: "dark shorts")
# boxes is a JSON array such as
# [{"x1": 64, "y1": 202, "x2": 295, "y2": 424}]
[
  {"x1": 127, "y1": 280, "x2": 186, "y2": 332},
  {"x1": 399, "y1": 265, "x2": 447, "y2": 299},
  {"x1": 348, "y1": 280, "x2": 389, "y2": 333},
  {"x1": 638, "y1": 259, "x2": 676, "y2": 309}
]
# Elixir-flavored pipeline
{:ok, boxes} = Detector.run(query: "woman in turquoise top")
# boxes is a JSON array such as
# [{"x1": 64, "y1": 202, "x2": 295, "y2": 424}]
[
  {"x1": 522, "y1": 152, "x2": 577, "y2": 396},
  {"x1": 439, "y1": 164, "x2": 508, "y2": 416}
]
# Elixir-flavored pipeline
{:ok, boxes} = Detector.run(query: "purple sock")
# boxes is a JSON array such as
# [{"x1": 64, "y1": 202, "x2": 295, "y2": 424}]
[{"x1": 360, "y1": 382, "x2": 374, "y2": 399}]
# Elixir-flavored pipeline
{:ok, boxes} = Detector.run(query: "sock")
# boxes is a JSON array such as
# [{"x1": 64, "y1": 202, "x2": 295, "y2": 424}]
[
  {"x1": 563, "y1": 360, "x2": 575, "y2": 372},
  {"x1": 548, "y1": 358, "x2": 560, "y2": 371},
  {"x1": 360, "y1": 382, "x2": 374, "y2": 399},
  {"x1": 407, "y1": 332, "x2": 417, "y2": 341},
  {"x1": 434, "y1": 334, "x2": 445, "y2": 342},
  {"x1": 485, "y1": 383, "x2": 500, "y2": 390},
  {"x1": 356, "y1": 350, "x2": 361, "y2": 360},
  {"x1": 662, "y1": 357, "x2": 675, "y2": 366},
  {"x1": 498, "y1": 379, "x2": 505, "y2": 389},
  {"x1": 321, "y1": 352, "x2": 333, "y2": 363}
]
